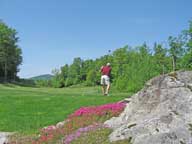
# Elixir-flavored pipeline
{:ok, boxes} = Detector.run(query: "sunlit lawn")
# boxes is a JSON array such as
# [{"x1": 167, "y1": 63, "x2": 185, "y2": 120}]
[{"x1": 0, "y1": 84, "x2": 131, "y2": 134}]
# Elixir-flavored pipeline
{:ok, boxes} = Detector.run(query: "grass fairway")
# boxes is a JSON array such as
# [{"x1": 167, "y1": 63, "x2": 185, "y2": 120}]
[{"x1": 0, "y1": 84, "x2": 131, "y2": 134}]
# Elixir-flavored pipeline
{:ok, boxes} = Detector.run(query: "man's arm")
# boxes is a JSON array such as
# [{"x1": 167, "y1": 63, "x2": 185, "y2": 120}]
[
  {"x1": 109, "y1": 67, "x2": 112, "y2": 77},
  {"x1": 100, "y1": 66, "x2": 104, "y2": 72}
]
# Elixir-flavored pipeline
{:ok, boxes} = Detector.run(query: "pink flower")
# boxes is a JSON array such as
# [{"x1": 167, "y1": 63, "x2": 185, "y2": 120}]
[
  {"x1": 64, "y1": 123, "x2": 107, "y2": 144},
  {"x1": 34, "y1": 102, "x2": 126, "y2": 144},
  {"x1": 69, "y1": 102, "x2": 126, "y2": 117}
]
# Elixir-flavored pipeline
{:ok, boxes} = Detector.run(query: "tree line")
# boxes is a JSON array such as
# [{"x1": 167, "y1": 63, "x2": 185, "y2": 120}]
[
  {"x1": 1, "y1": 19, "x2": 191, "y2": 92},
  {"x1": 36, "y1": 20, "x2": 192, "y2": 92},
  {"x1": 0, "y1": 21, "x2": 22, "y2": 82}
]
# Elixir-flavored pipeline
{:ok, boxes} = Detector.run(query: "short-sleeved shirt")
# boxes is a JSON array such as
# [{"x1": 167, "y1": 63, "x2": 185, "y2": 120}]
[{"x1": 101, "y1": 66, "x2": 111, "y2": 76}]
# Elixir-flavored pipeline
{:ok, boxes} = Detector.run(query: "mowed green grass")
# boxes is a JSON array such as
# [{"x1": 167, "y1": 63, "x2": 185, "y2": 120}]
[{"x1": 0, "y1": 84, "x2": 131, "y2": 134}]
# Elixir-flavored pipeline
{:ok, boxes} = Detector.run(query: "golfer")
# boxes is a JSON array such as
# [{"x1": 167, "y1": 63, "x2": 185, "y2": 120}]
[{"x1": 100, "y1": 63, "x2": 111, "y2": 96}]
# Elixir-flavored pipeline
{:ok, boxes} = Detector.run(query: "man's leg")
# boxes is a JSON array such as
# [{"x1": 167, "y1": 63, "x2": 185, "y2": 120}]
[
  {"x1": 101, "y1": 76, "x2": 105, "y2": 95},
  {"x1": 105, "y1": 76, "x2": 110, "y2": 95},
  {"x1": 106, "y1": 83, "x2": 110, "y2": 95},
  {"x1": 101, "y1": 85, "x2": 106, "y2": 95}
]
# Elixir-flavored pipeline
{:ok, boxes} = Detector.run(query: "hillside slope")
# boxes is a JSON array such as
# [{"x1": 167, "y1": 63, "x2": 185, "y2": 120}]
[{"x1": 29, "y1": 74, "x2": 53, "y2": 80}]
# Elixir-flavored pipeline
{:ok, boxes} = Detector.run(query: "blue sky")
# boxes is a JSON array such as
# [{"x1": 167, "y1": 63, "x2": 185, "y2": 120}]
[{"x1": 0, "y1": 0, "x2": 192, "y2": 78}]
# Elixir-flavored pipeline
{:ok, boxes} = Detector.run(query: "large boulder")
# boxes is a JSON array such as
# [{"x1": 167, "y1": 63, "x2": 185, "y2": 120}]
[{"x1": 105, "y1": 71, "x2": 192, "y2": 144}]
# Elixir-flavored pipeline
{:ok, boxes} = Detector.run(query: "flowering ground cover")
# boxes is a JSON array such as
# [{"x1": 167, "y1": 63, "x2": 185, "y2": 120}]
[
  {"x1": 32, "y1": 102, "x2": 126, "y2": 144},
  {"x1": 9, "y1": 102, "x2": 128, "y2": 144}
]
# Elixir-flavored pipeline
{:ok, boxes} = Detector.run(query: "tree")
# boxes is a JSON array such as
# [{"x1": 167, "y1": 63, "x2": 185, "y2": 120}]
[
  {"x1": 60, "y1": 64, "x2": 69, "y2": 86},
  {"x1": 51, "y1": 68, "x2": 63, "y2": 88},
  {"x1": 186, "y1": 20, "x2": 192, "y2": 51},
  {"x1": 168, "y1": 36, "x2": 184, "y2": 71},
  {"x1": 81, "y1": 59, "x2": 94, "y2": 81},
  {"x1": 0, "y1": 21, "x2": 22, "y2": 82},
  {"x1": 86, "y1": 69, "x2": 97, "y2": 86},
  {"x1": 138, "y1": 42, "x2": 150, "y2": 57},
  {"x1": 65, "y1": 57, "x2": 82, "y2": 86},
  {"x1": 112, "y1": 46, "x2": 128, "y2": 77},
  {"x1": 153, "y1": 43, "x2": 167, "y2": 74},
  {"x1": 181, "y1": 20, "x2": 192, "y2": 69}
]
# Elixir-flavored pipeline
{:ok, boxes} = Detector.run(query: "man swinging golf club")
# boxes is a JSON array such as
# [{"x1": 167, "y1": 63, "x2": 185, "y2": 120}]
[{"x1": 100, "y1": 63, "x2": 111, "y2": 96}]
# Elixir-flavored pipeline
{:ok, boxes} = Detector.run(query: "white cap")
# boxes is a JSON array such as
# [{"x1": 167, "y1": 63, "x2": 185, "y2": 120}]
[{"x1": 107, "y1": 63, "x2": 111, "y2": 66}]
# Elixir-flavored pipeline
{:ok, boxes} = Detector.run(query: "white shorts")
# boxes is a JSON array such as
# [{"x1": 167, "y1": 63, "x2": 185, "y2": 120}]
[{"x1": 101, "y1": 75, "x2": 110, "y2": 85}]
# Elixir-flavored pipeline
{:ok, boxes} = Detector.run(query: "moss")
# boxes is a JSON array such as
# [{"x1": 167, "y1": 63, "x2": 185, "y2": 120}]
[{"x1": 168, "y1": 72, "x2": 178, "y2": 80}]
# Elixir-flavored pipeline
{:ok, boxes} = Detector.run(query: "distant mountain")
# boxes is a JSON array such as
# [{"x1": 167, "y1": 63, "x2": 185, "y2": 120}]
[{"x1": 29, "y1": 74, "x2": 53, "y2": 80}]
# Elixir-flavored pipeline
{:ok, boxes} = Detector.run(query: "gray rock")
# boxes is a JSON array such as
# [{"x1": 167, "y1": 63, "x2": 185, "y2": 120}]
[
  {"x1": 56, "y1": 121, "x2": 66, "y2": 129},
  {"x1": 105, "y1": 71, "x2": 192, "y2": 144},
  {"x1": 0, "y1": 132, "x2": 11, "y2": 144}
]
